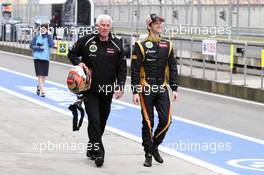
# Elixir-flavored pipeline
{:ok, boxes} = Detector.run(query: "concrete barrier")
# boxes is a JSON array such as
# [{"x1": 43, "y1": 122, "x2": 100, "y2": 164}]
[{"x1": 179, "y1": 75, "x2": 264, "y2": 103}]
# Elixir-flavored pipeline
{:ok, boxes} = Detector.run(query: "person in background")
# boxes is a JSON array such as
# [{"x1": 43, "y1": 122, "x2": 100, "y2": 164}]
[
  {"x1": 50, "y1": 12, "x2": 61, "y2": 39},
  {"x1": 30, "y1": 23, "x2": 54, "y2": 97}
]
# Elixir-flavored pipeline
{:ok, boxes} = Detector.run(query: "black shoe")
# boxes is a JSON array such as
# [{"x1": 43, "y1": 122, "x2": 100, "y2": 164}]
[
  {"x1": 95, "y1": 157, "x2": 104, "y2": 167},
  {"x1": 40, "y1": 92, "x2": 45, "y2": 97},
  {"x1": 36, "y1": 86, "x2": 40, "y2": 96},
  {"x1": 86, "y1": 150, "x2": 96, "y2": 160},
  {"x1": 143, "y1": 153, "x2": 152, "y2": 167},
  {"x1": 152, "y1": 148, "x2": 163, "y2": 163}
]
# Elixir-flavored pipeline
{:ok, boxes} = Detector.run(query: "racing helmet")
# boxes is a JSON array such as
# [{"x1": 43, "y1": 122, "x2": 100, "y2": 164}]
[{"x1": 67, "y1": 66, "x2": 92, "y2": 94}]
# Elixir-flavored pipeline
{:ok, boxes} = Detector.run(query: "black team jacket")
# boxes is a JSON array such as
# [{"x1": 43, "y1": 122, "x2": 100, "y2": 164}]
[{"x1": 68, "y1": 33, "x2": 127, "y2": 94}]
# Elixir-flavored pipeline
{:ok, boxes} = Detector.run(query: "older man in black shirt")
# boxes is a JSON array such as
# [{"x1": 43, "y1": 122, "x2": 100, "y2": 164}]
[{"x1": 68, "y1": 14, "x2": 127, "y2": 167}]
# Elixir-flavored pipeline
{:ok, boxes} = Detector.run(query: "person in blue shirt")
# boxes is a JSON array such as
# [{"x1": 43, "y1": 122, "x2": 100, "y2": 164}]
[{"x1": 30, "y1": 24, "x2": 54, "y2": 97}]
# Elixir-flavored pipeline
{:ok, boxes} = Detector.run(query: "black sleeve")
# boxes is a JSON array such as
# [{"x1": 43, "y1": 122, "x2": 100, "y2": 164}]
[
  {"x1": 116, "y1": 39, "x2": 127, "y2": 91},
  {"x1": 68, "y1": 37, "x2": 86, "y2": 65},
  {"x1": 168, "y1": 47, "x2": 179, "y2": 92},
  {"x1": 131, "y1": 42, "x2": 143, "y2": 94}
]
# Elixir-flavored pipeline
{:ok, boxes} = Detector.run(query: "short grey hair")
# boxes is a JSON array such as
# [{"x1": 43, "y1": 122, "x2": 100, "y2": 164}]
[{"x1": 95, "y1": 14, "x2": 113, "y2": 25}]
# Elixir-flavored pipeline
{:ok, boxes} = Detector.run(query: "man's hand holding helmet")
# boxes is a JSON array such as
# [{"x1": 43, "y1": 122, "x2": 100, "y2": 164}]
[{"x1": 67, "y1": 65, "x2": 92, "y2": 94}]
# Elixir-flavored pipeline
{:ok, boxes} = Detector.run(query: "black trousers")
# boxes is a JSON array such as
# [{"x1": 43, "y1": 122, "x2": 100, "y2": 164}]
[
  {"x1": 84, "y1": 91, "x2": 113, "y2": 158},
  {"x1": 139, "y1": 87, "x2": 172, "y2": 153}
]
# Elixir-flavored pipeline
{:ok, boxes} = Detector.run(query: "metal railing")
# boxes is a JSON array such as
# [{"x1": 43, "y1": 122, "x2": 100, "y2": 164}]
[
  {"x1": 0, "y1": 30, "x2": 263, "y2": 89},
  {"x1": 116, "y1": 32, "x2": 264, "y2": 89}
]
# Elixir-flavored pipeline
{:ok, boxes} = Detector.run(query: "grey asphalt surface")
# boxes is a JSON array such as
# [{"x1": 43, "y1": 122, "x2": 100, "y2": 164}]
[
  {"x1": 0, "y1": 91, "x2": 219, "y2": 175},
  {"x1": 0, "y1": 50, "x2": 263, "y2": 175},
  {"x1": 0, "y1": 51, "x2": 263, "y2": 140}
]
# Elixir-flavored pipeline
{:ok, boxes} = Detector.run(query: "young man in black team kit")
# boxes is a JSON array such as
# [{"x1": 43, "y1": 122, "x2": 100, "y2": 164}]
[
  {"x1": 131, "y1": 13, "x2": 179, "y2": 167},
  {"x1": 68, "y1": 14, "x2": 127, "y2": 167}
]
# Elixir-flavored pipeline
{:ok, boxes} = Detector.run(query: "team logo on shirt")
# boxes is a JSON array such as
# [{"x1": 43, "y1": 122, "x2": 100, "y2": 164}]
[
  {"x1": 145, "y1": 41, "x2": 153, "y2": 49},
  {"x1": 89, "y1": 44, "x2": 97, "y2": 52},
  {"x1": 107, "y1": 48, "x2": 115, "y2": 54},
  {"x1": 159, "y1": 42, "x2": 168, "y2": 48},
  {"x1": 146, "y1": 50, "x2": 156, "y2": 54}
]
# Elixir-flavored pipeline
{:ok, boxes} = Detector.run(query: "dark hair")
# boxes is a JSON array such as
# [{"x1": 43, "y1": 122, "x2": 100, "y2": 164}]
[{"x1": 40, "y1": 24, "x2": 49, "y2": 29}]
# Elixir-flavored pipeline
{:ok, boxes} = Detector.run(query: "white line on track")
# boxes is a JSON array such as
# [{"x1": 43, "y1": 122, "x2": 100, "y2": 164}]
[
  {"x1": 1, "y1": 66, "x2": 264, "y2": 145},
  {"x1": 1, "y1": 50, "x2": 263, "y2": 107},
  {"x1": 1, "y1": 51, "x2": 264, "y2": 174},
  {"x1": 0, "y1": 85, "x2": 239, "y2": 175},
  {"x1": 1, "y1": 66, "x2": 262, "y2": 175}
]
